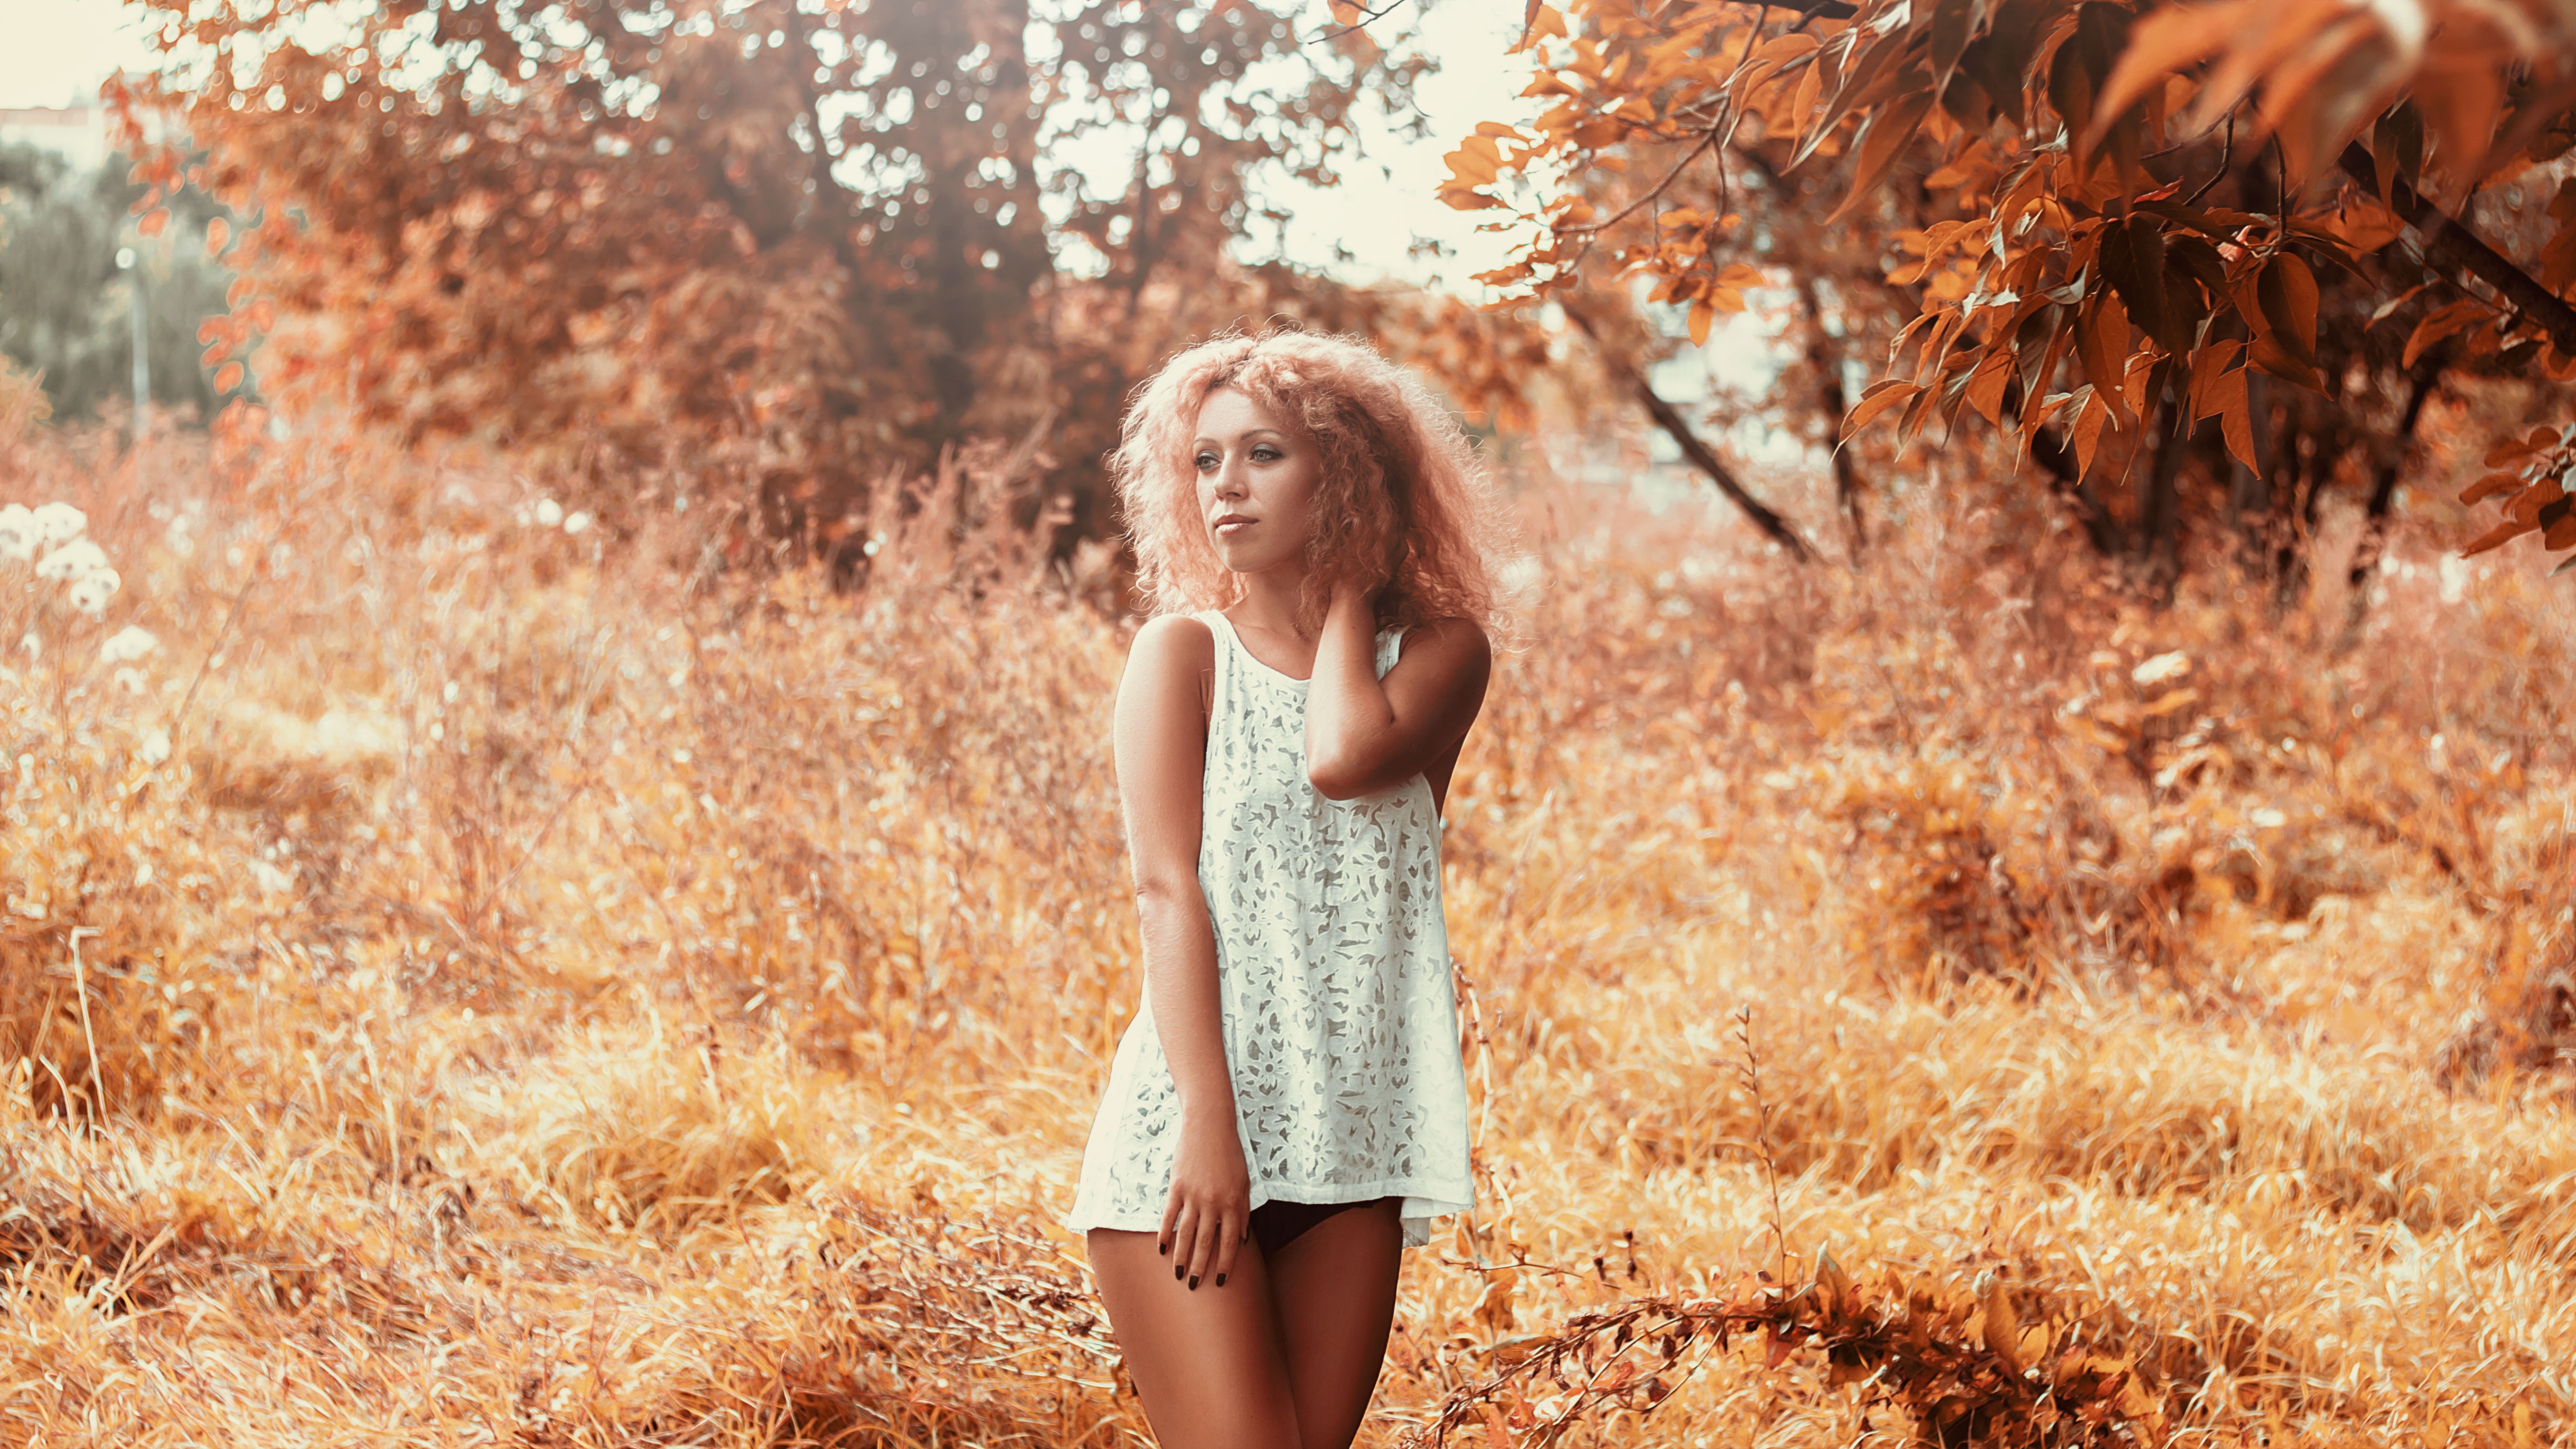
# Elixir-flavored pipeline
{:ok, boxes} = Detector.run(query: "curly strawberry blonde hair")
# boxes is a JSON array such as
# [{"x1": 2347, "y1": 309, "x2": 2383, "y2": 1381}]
[{"x1": 1113, "y1": 326, "x2": 1513, "y2": 637}]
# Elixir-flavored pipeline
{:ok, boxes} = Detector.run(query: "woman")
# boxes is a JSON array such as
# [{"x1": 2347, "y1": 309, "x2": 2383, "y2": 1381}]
[{"x1": 1066, "y1": 328, "x2": 1509, "y2": 1449}]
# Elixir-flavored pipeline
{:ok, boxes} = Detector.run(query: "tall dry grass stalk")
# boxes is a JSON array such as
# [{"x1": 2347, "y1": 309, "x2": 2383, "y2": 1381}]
[{"x1": 2, "y1": 396, "x2": 2572, "y2": 1446}]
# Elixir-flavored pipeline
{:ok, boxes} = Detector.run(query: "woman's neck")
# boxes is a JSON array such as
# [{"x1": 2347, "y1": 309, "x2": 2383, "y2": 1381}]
[{"x1": 1228, "y1": 565, "x2": 1311, "y2": 640}]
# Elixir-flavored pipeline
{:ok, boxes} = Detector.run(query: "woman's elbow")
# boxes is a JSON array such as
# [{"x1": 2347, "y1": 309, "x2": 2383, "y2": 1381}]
[
  {"x1": 1305, "y1": 756, "x2": 1371, "y2": 800},
  {"x1": 1131, "y1": 872, "x2": 1201, "y2": 912}
]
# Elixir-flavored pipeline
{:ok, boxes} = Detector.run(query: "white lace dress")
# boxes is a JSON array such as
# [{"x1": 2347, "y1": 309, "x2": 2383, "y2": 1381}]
[{"x1": 1066, "y1": 609, "x2": 1474, "y2": 1249}]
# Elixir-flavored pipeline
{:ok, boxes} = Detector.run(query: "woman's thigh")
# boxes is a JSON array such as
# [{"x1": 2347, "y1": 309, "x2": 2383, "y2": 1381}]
[
  {"x1": 1264, "y1": 1199, "x2": 1404, "y2": 1449},
  {"x1": 1087, "y1": 1228, "x2": 1303, "y2": 1449}
]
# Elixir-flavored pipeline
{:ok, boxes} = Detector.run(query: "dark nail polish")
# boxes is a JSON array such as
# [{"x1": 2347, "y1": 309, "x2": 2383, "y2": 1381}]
[
  {"x1": 1174, "y1": 1266, "x2": 1184, "y2": 1280},
  {"x1": 1188, "y1": 1275, "x2": 1199, "y2": 1289},
  {"x1": 1159, "y1": 1242, "x2": 1169, "y2": 1256},
  {"x1": 1215, "y1": 1274, "x2": 1227, "y2": 1287}
]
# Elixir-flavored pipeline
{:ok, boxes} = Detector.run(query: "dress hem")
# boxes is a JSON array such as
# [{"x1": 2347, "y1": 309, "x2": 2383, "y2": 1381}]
[{"x1": 1066, "y1": 1180, "x2": 1474, "y2": 1250}]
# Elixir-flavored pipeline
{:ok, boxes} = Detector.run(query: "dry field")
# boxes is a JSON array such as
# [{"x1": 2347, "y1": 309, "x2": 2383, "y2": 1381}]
[{"x1": 4, "y1": 387, "x2": 2575, "y2": 1447}]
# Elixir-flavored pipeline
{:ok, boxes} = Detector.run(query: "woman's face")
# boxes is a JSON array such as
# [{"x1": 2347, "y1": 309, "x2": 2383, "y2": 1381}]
[{"x1": 1193, "y1": 385, "x2": 1318, "y2": 578}]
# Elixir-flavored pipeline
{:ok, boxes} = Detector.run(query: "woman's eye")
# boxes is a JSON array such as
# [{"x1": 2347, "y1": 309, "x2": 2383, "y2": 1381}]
[
  {"x1": 1194, "y1": 453, "x2": 1218, "y2": 471},
  {"x1": 1251, "y1": 447, "x2": 1279, "y2": 462}
]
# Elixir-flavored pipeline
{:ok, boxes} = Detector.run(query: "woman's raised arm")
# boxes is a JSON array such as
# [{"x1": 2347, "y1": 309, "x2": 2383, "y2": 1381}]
[{"x1": 1303, "y1": 580, "x2": 1492, "y2": 802}]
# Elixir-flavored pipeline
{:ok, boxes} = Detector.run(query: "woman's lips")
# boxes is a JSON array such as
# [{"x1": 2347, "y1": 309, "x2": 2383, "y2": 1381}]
[{"x1": 1215, "y1": 519, "x2": 1253, "y2": 536}]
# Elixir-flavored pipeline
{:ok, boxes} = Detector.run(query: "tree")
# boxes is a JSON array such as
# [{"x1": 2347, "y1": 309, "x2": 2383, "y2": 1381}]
[
  {"x1": 1446, "y1": 0, "x2": 2576, "y2": 580},
  {"x1": 114, "y1": 0, "x2": 1450, "y2": 545},
  {"x1": 0, "y1": 141, "x2": 235, "y2": 422}
]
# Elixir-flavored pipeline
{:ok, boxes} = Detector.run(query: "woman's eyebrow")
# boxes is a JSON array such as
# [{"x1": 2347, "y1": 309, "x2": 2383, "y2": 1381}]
[{"x1": 1192, "y1": 429, "x2": 1287, "y2": 446}]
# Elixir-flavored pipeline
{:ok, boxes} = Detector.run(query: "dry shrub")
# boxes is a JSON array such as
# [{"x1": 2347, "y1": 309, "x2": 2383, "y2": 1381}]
[
  {"x1": 0, "y1": 1072, "x2": 1130, "y2": 1447},
  {"x1": 454, "y1": 1018, "x2": 830, "y2": 1237},
  {"x1": 1407, "y1": 1248, "x2": 2182, "y2": 1449},
  {"x1": 0, "y1": 646, "x2": 239, "y2": 1119}
]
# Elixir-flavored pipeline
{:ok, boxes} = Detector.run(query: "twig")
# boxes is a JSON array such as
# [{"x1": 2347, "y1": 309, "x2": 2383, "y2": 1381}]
[
  {"x1": 1313, "y1": 0, "x2": 1409, "y2": 43},
  {"x1": 1784, "y1": 0, "x2": 1860, "y2": 31},
  {"x1": 1452, "y1": 954, "x2": 1498, "y2": 1155},
  {"x1": 1733, "y1": 1005, "x2": 1787, "y2": 1284},
  {"x1": 1560, "y1": 126, "x2": 1722, "y2": 238},
  {"x1": 2183, "y1": 113, "x2": 2234, "y2": 207},
  {"x1": 69, "y1": 926, "x2": 104, "y2": 1123}
]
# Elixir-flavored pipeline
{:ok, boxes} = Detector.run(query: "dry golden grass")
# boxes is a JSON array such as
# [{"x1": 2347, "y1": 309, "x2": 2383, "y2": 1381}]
[{"x1": 3, "y1": 396, "x2": 2574, "y2": 1447}]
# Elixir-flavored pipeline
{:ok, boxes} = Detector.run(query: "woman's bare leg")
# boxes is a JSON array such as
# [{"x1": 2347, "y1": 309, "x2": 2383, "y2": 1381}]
[
  {"x1": 1264, "y1": 1200, "x2": 1405, "y2": 1449},
  {"x1": 1088, "y1": 1228, "x2": 1303, "y2": 1449}
]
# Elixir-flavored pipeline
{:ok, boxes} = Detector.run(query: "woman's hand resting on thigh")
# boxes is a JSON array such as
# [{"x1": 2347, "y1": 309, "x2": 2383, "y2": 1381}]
[{"x1": 1162, "y1": 1114, "x2": 1251, "y2": 1289}]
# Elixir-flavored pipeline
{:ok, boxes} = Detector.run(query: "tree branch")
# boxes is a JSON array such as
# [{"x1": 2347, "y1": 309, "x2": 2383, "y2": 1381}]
[
  {"x1": 1782, "y1": 0, "x2": 1860, "y2": 28},
  {"x1": 1795, "y1": 276, "x2": 1865, "y2": 558},
  {"x1": 1565, "y1": 290, "x2": 1813, "y2": 559},
  {"x1": 2337, "y1": 142, "x2": 2576, "y2": 357},
  {"x1": 1316, "y1": 0, "x2": 1410, "y2": 43},
  {"x1": 1630, "y1": 375, "x2": 1818, "y2": 561}
]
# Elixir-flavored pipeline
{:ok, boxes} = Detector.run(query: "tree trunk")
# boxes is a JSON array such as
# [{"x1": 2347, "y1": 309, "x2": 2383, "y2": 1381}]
[
  {"x1": 2030, "y1": 427, "x2": 2124, "y2": 556},
  {"x1": 2273, "y1": 399, "x2": 2319, "y2": 610},
  {"x1": 2341, "y1": 363, "x2": 2442, "y2": 637},
  {"x1": 2137, "y1": 385, "x2": 2189, "y2": 601},
  {"x1": 1796, "y1": 276, "x2": 1866, "y2": 559}
]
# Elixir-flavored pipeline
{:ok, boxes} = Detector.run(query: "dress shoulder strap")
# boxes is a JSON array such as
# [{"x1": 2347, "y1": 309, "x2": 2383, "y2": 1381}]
[
  {"x1": 1195, "y1": 609, "x2": 1232, "y2": 723},
  {"x1": 1376, "y1": 626, "x2": 1406, "y2": 679}
]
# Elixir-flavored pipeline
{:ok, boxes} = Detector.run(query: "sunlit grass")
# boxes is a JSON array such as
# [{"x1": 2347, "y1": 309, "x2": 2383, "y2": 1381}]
[{"x1": 3, "y1": 406, "x2": 2572, "y2": 1446}]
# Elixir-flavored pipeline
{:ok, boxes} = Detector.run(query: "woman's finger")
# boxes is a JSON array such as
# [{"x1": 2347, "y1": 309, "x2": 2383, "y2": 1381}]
[
  {"x1": 1168, "y1": 1200, "x2": 1197, "y2": 1281},
  {"x1": 1158, "y1": 1191, "x2": 1181, "y2": 1260},
  {"x1": 1210, "y1": 1206, "x2": 1242, "y2": 1289},
  {"x1": 1183, "y1": 1202, "x2": 1218, "y2": 1290}
]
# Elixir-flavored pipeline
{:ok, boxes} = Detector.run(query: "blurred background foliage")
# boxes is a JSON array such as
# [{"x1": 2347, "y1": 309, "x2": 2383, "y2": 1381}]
[
  {"x1": 0, "y1": 139, "x2": 235, "y2": 422},
  {"x1": 110, "y1": 0, "x2": 1558, "y2": 564}
]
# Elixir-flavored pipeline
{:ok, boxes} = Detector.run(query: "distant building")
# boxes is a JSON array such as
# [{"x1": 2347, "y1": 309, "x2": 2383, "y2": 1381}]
[{"x1": 0, "y1": 103, "x2": 113, "y2": 174}]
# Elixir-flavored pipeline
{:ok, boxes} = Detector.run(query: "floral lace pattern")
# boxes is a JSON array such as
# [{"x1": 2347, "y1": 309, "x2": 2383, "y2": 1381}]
[{"x1": 1067, "y1": 610, "x2": 1473, "y2": 1249}]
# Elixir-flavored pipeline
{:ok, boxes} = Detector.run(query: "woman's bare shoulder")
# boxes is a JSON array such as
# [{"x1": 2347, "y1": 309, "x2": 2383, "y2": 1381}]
[
  {"x1": 1123, "y1": 612, "x2": 1217, "y2": 682},
  {"x1": 1394, "y1": 614, "x2": 1492, "y2": 664}
]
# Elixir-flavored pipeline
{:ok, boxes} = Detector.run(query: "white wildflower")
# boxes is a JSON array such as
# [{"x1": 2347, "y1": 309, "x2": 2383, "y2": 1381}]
[
  {"x1": 0, "y1": 504, "x2": 33, "y2": 562},
  {"x1": 251, "y1": 859, "x2": 294, "y2": 894},
  {"x1": 2131, "y1": 650, "x2": 2191, "y2": 685},
  {"x1": 137, "y1": 728, "x2": 171, "y2": 765},
  {"x1": 561, "y1": 510, "x2": 592, "y2": 535},
  {"x1": 114, "y1": 666, "x2": 150, "y2": 695},
  {"x1": 29, "y1": 501, "x2": 87, "y2": 545},
  {"x1": 99, "y1": 625, "x2": 158, "y2": 663},
  {"x1": 67, "y1": 568, "x2": 121, "y2": 616},
  {"x1": 35, "y1": 538, "x2": 108, "y2": 580},
  {"x1": 534, "y1": 498, "x2": 564, "y2": 526}
]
